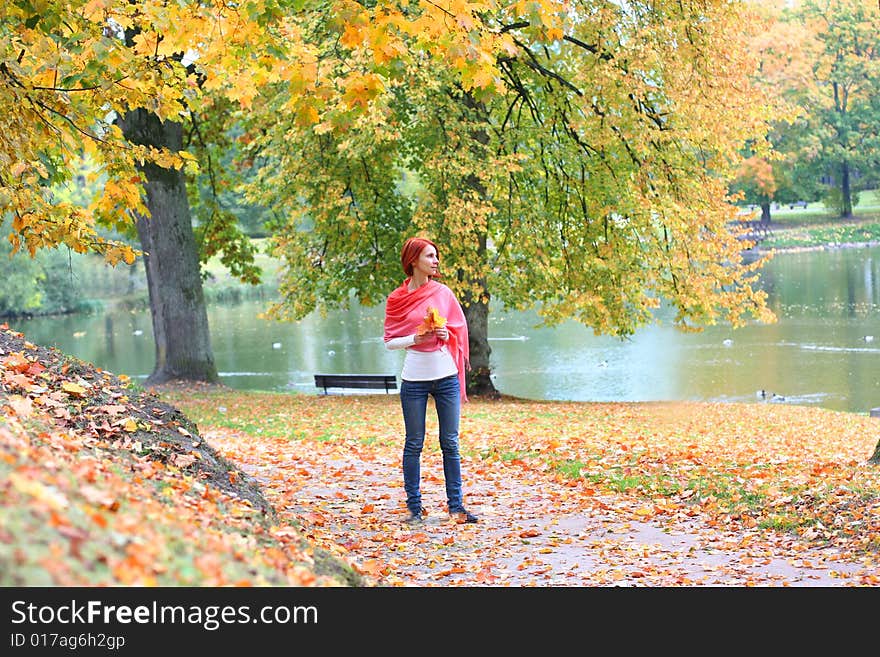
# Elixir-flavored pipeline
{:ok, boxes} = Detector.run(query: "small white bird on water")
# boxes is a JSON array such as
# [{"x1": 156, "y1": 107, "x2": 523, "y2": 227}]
[{"x1": 272, "y1": 342, "x2": 282, "y2": 349}]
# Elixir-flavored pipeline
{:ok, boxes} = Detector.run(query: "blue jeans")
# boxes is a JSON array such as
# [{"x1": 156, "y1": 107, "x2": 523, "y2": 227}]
[{"x1": 399, "y1": 374, "x2": 464, "y2": 514}]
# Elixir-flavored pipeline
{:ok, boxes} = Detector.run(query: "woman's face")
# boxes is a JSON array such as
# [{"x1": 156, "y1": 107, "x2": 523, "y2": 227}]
[{"x1": 413, "y1": 245, "x2": 439, "y2": 277}]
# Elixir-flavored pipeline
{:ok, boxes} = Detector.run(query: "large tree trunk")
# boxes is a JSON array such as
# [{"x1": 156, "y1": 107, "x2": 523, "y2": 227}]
[
  {"x1": 461, "y1": 233, "x2": 496, "y2": 398},
  {"x1": 870, "y1": 439, "x2": 880, "y2": 464},
  {"x1": 118, "y1": 109, "x2": 218, "y2": 385},
  {"x1": 760, "y1": 202, "x2": 771, "y2": 224},
  {"x1": 458, "y1": 92, "x2": 498, "y2": 398},
  {"x1": 462, "y1": 295, "x2": 494, "y2": 396},
  {"x1": 840, "y1": 160, "x2": 853, "y2": 218}
]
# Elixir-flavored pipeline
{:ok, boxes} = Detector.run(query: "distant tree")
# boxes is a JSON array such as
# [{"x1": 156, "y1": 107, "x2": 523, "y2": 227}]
[
  {"x1": 733, "y1": 156, "x2": 781, "y2": 223},
  {"x1": 788, "y1": 0, "x2": 880, "y2": 218},
  {"x1": 0, "y1": 226, "x2": 83, "y2": 317},
  {"x1": 0, "y1": 227, "x2": 44, "y2": 317},
  {"x1": 731, "y1": 1, "x2": 816, "y2": 223}
]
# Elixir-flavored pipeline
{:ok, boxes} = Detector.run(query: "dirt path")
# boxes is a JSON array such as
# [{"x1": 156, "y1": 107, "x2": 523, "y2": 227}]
[{"x1": 204, "y1": 427, "x2": 875, "y2": 587}]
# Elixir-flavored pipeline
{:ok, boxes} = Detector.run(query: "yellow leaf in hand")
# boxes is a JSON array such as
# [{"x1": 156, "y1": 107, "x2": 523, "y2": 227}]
[{"x1": 416, "y1": 306, "x2": 447, "y2": 335}]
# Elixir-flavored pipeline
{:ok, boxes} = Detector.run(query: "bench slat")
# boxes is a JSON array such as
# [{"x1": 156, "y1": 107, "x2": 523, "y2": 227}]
[{"x1": 314, "y1": 374, "x2": 397, "y2": 394}]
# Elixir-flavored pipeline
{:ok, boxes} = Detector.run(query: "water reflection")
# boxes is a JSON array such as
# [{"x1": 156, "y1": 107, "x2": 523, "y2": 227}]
[{"x1": 12, "y1": 246, "x2": 880, "y2": 414}]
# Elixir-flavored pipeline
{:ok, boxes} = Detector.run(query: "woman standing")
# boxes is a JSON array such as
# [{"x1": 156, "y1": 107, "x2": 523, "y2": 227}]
[{"x1": 383, "y1": 237, "x2": 478, "y2": 524}]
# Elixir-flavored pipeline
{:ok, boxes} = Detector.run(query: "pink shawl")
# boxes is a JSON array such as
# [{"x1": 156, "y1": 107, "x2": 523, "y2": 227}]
[{"x1": 384, "y1": 279, "x2": 470, "y2": 402}]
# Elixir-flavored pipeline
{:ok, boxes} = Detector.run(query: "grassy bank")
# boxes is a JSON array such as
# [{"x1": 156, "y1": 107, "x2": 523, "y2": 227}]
[
  {"x1": 0, "y1": 326, "x2": 363, "y2": 586},
  {"x1": 162, "y1": 387, "x2": 880, "y2": 544},
  {"x1": 747, "y1": 190, "x2": 880, "y2": 251},
  {"x1": 761, "y1": 213, "x2": 880, "y2": 251}
]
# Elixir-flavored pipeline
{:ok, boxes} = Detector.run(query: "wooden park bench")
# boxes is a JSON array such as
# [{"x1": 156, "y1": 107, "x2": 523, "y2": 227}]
[
  {"x1": 314, "y1": 373, "x2": 398, "y2": 395},
  {"x1": 730, "y1": 218, "x2": 773, "y2": 243}
]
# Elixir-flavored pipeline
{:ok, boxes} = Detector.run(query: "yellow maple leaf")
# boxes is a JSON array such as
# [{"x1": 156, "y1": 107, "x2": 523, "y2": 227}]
[
  {"x1": 9, "y1": 473, "x2": 69, "y2": 510},
  {"x1": 416, "y1": 306, "x2": 446, "y2": 335},
  {"x1": 61, "y1": 381, "x2": 86, "y2": 397}
]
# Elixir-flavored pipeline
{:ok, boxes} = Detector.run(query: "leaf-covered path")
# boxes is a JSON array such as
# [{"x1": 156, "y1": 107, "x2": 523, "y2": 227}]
[{"x1": 172, "y1": 393, "x2": 880, "y2": 587}]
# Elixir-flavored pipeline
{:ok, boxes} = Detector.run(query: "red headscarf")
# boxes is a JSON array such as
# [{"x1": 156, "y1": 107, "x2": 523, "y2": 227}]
[{"x1": 384, "y1": 270, "x2": 470, "y2": 402}]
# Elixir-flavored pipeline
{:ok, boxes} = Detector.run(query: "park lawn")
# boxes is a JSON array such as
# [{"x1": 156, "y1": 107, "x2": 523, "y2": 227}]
[
  {"x1": 742, "y1": 188, "x2": 880, "y2": 251},
  {"x1": 163, "y1": 387, "x2": 880, "y2": 554},
  {"x1": 762, "y1": 188, "x2": 880, "y2": 226},
  {"x1": 750, "y1": 188, "x2": 880, "y2": 250},
  {"x1": 761, "y1": 213, "x2": 880, "y2": 250}
]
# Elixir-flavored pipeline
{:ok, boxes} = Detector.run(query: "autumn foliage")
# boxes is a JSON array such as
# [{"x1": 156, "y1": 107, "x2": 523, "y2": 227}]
[
  {"x1": 0, "y1": 1, "x2": 291, "y2": 264},
  {"x1": 0, "y1": 325, "x2": 357, "y2": 586},
  {"x1": 242, "y1": 0, "x2": 785, "y2": 373},
  {"x1": 5, "y1": 1, "x2": 792, "y2": 396}
]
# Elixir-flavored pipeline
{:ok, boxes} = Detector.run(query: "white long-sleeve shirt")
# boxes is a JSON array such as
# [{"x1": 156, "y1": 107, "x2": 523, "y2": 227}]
[{"x1": 385, "y1": 335, "x2": 458, "y2": 381}]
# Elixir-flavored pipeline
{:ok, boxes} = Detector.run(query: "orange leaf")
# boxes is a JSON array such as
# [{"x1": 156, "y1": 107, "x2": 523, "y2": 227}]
[
  {"x1": 358, "y1": 559, "x2": 385, "y2": 576},
  {"x1": 5, "y1": 395, "x2": 33, "y2": 418},
  {"x1": 173, "y1": 453, "x2": 197, "y2": 468},
  {"x1": 3, "y1": 353, "x2": 30, "y2": 373},
  {"x1": 416, "y1": 306, "x2": 446, "y2": 335},
  {"x1": 26, "y1": 361, "x2": 46, "y2": 375},
  {"x1": 90, "y1": 512, "x2": 108, "y2": 528}
]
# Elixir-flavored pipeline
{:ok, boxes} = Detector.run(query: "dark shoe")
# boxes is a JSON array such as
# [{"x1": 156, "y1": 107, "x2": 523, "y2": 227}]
[
  {"x1": 404, "y1": 508, "x2": 424, "y2": 525},
  {"x1": 449, "y1": 508, "x2": 478, "y2": 524}
]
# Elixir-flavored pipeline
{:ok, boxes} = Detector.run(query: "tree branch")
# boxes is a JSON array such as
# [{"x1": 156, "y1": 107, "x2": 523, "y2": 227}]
[{"x1": 504, "y1": 36, "x2": 584, "y2": 96}]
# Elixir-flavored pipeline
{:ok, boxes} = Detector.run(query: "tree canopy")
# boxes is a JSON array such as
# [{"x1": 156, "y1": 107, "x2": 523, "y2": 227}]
[
  {"x1": 242, "y1": 1, "x2": 781, "y2": 338},
  {"x1": 4, "y1": 1, "x2": 792, "y2": 392},
  {"x1": 0, "y1": 0, "x2": 292, "y2": 265},
  {"x1": 792, "y1": 0, "x2": 880, "y2": 216}
]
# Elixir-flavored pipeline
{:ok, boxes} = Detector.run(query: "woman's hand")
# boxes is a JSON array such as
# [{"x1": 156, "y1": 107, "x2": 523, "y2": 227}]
[{"x1": 413, "y1": 327, "x2": 447, "y2": 344}]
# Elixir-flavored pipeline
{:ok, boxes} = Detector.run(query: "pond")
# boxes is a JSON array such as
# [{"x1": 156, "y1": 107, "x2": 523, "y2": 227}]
[{"x1": 11, "y1": 245, "x2": 880, "y2": 414}]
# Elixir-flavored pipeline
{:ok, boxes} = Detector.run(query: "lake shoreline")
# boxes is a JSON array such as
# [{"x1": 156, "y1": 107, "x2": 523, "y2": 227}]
[{"x1": 757, "y1": 239, "x2": 880, "y2": 255}]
